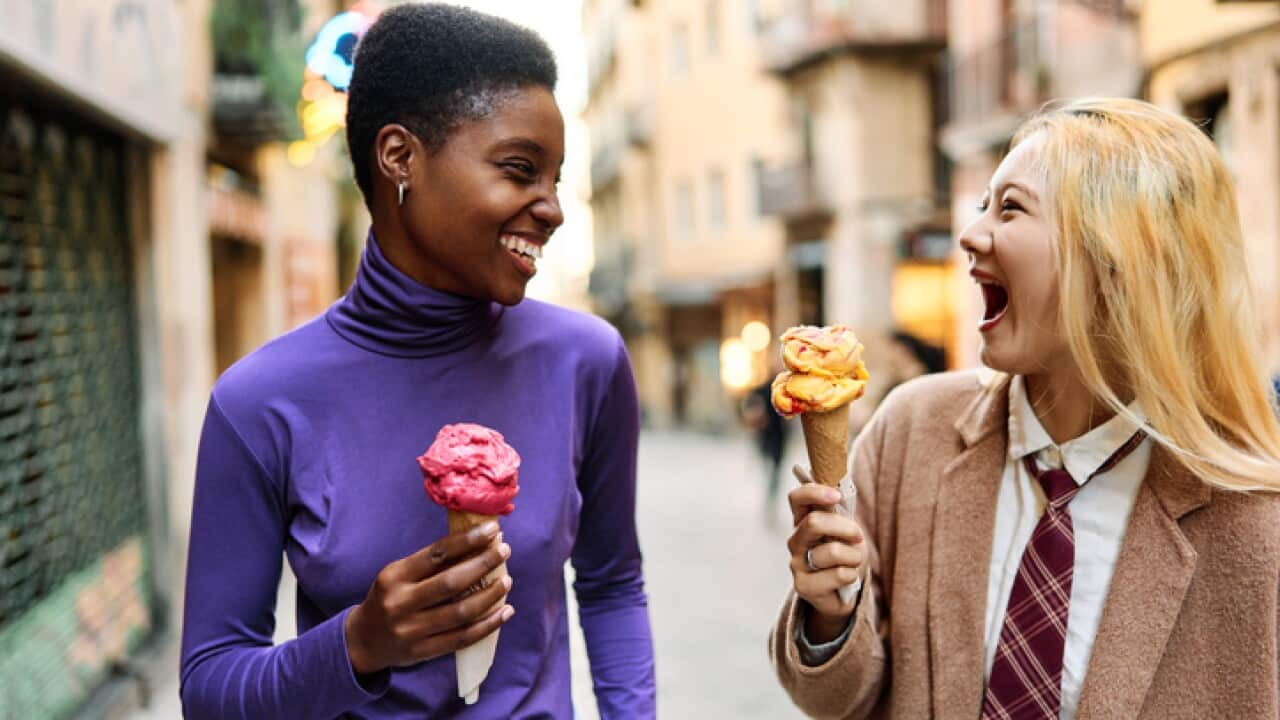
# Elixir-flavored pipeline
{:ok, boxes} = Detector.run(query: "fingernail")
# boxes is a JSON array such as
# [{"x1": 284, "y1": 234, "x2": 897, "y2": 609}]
[
  {"x1": 501, "y1": 605, "x2": 515, "y2": 621},
  {"x1": 502, "y1": 575, "x2": 513, "y2": 590},
  {"x1": 498, "y1": 543, "x2": 511, "y2": 559},
  {"x1": 825, "y1": 490, "x2": 841, "y2": 503},
  {"x1": 475, "y1": 522, "x2": 499, "y2": 539}
]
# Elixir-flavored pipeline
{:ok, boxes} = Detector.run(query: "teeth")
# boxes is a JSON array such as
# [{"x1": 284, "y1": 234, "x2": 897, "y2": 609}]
[{"x1": 500, "y1": 235, "x2": 543, "y2": 260}]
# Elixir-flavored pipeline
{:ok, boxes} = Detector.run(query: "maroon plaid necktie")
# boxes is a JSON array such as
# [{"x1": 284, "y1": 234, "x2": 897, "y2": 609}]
[{"x1": 980, "y1": 430, "x2": 1146, "y2": 720}]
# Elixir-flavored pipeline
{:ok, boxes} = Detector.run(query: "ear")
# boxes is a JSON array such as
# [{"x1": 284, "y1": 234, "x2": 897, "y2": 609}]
[{"x1": 373, "y1": 124, "x2": 418, "y2": 190}]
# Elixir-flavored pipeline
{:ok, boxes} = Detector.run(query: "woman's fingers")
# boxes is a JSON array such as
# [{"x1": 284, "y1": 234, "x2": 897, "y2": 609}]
[
  {"x1": 401, "y1": 574, "x2": 512, "y2": 640},
  {"x1": 397, "y1": 522, "x2": 501, "y2": 582},
  {"x1": 786, "y1": 512, "x2": 866, "y2": 617},
  {"x1": 409, "y1": 542, "x2": 511, "y2": 609},
  {"x1": 410, "y1": 602, "x2": 516, "y2": 660},
  {"x1": 803, "y1": 539, "x2": 865, "y2": 572},
  {"x1": 786, "y1": 510, "x2": 863, "y2": 555},
  {"x1": 788, "y1": 483, "x2": 842, "y2": 525},
  {"x1": 794, "y1": 563, "x2": 862, "y2": 596},
  {"x1": 794, "y1": 566, "x2": 860, "y2": 617}
]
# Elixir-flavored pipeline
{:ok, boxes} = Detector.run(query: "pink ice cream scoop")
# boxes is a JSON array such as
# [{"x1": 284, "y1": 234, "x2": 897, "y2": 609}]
[{"x1": 418, "y1": 423, "x2": 520, "y2": 516}]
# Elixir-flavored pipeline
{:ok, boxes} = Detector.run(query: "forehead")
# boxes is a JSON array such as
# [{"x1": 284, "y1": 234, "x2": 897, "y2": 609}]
[
  {"x1": 991, "y1": 131, "x2": 1046, "y2": 191},
  {"x1": 452, "y1": 86, "x2": 565, "y2": 160}
]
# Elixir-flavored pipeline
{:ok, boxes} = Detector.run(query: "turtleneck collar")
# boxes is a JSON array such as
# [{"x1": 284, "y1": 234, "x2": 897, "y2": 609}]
[{"x1": 326, "y1": 230, "x2": 500, "y2": 358}]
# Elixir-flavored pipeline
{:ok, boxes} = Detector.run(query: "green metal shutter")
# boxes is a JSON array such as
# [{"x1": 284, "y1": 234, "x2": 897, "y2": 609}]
[{"x1": 0, "y1": 92, "x2": 154, "y2": 719}]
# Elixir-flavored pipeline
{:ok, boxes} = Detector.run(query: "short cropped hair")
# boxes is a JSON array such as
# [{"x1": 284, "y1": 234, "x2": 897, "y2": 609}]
[{"x1": 345, "y1": 3, "x2": 557, "y2": 206}]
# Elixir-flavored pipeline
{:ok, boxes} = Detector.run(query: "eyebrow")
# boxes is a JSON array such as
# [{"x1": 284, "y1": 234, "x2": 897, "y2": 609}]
[
  {"x1": 990, "y1": 181, "x2": 1039, "y2": 203},
  {"x1": 492, "y1": 136, "x2": 566, "y2": 170},
  {"x1": 494, "y1": 137, "x2": 545, "y2": 156},
  {"x1": 491, "y1": 137, "x2": 568, "y2": 172}
]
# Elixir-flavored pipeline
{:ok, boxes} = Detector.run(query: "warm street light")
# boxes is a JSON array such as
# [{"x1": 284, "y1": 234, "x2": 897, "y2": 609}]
[
  {"x1": 741, "y1": 321, "x2": 772, "y2": 354},
  {"x1": 720, "y1": 338, "x2": 754, "y2": 391}
]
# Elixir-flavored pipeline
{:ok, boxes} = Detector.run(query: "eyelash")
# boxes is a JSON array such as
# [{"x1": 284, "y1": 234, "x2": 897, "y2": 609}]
[
  {"x1": 502, "y1": 161, "x2": 536, "y2": 179},
  {"x1": 499, "y1": 161, "x2": 560, "y2": 185},
  {"x1": 976, "y1": 199, "x2": 1022, "y2": 215}
]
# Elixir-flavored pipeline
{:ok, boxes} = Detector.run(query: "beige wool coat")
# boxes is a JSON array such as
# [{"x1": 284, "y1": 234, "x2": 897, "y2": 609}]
[{"x1": 770, "y1": 371, "x2": 1280, "y2": 719}]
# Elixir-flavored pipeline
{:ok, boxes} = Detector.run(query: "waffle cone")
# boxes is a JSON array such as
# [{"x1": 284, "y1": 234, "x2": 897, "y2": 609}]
[
  {"x1": 800, "y1": 404, "x2": 850, "y2": 488},
  {"x1": 446, "y1": 509, "x2": 505, "y2": 705},
  {"x1": 448, "y1": 510, "x2": 498, "y2": 535}
]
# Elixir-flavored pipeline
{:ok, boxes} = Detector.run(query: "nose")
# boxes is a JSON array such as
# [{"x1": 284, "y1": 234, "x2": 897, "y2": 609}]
[
  {"x1": 531, "y1": 188, "x2": 564, "y2": 233},
  {"x1": 957, "y1": 213, "x2": 992, "y2": 259}
]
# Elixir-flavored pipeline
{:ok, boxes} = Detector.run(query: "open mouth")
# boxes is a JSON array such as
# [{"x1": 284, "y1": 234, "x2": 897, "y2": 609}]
[
  {"x1": 979, "y1": 282, "x2": 1009, "y2": 331},
  {"x1": 500, "y1": 234, "x2": 543, "y2": 277}
]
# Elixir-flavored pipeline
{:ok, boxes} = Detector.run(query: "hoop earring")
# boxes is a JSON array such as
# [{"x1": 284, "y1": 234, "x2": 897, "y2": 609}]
[{"x1": 397, "y1": 180, "x2": 406, "y2": 207}]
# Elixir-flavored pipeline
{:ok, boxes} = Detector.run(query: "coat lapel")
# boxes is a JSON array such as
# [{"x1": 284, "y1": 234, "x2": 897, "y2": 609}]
[
  {"x1": 1074, "y1": 444, "x2": 1210, "y2": 718},
  {"x1": 929, "y1": 375, "x2": 1009, "y2": 717}
]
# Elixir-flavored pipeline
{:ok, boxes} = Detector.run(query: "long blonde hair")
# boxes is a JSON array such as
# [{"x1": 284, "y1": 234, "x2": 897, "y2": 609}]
[{"x1": 1009, "y1": 97, "x2": 1280, "y2": 492}]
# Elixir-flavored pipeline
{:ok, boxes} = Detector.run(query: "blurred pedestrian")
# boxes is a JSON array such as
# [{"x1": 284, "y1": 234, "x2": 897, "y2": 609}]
[
  {"x1": 742, "y1": 355, "x2": 793, "y2": 525},
  {"x1": 772, "y1": 98, "x2": 1280, "y2": 720},
  {"x1": 888, "y1": 330, "x2": 947, "y2": 377},
  {"x1": 179, "y1": 5, "x2": 655, "y2": 719}
]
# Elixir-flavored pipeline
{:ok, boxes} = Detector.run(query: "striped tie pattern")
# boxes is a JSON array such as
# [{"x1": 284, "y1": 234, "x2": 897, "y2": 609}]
[{"x1": 981, "y1": 431, "x2": 1146, "y2": 720}]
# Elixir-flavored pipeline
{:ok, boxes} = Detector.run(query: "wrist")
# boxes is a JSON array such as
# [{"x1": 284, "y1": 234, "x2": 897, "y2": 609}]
[
  {"x1": 344, "y1": 605, "x2": 378, "y2": 676},
  {"x1": 804, "y1": 605, "x2": 854, "y2": 644}
]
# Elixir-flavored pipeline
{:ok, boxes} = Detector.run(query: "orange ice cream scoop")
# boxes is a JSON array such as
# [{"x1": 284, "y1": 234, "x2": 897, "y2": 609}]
[
  {"x1": 418, "y1": 423, "x2": 520, "y2": 516},
  {"x1": 780, "y1": 324, "x2": 868, "y2": 379},
  {"x1": 771, "y1": 371, "x2": 867, "y2": 419}
]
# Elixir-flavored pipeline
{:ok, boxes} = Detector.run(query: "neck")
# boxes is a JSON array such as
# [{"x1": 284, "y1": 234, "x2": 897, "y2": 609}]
[
  {"x1": 1024, "y1": 366, "x2": 1129, "y2": 445},
  {"x1": 369, "y1": 214, "x2": 426, "y2": 286},
  {"x1": 369, "y1": 205, "x2": 465, "y2": 293},
  {"x1": 325, "y1": 226, "x2": 494, "y2": 358}
]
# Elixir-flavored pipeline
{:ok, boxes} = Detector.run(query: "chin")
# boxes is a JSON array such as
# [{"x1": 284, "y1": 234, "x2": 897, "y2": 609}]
[
  {"x1": 492, "y1": 286, "x2": 528, "y2": 307},
  {"x1": 981, "y1": 338, "x2": 1065, "y2": 378},
  {"x1": 978, "y1": 340, "x2": 1021, "y2": 375}
]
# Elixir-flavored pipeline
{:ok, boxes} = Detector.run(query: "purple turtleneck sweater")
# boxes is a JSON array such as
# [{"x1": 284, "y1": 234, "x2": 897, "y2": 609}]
[{"x1": 179, "y1": 234, "x2": 655, "y2": 719}]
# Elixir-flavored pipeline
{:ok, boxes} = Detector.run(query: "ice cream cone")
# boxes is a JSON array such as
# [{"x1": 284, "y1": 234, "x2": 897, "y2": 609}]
[
  {"x1": 800, "y1": 404, "x2": 850, "y2": 488},
  {"x1": 447, "y1": 510, "x2": 505, "y2": 705}
]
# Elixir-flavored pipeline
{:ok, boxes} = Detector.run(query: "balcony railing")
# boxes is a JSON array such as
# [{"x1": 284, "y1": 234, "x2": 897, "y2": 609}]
[
  {"x1": 758, "y1": 162, "x2": 831, "y2": 221},
  {"x1": 762, "y1": 0, "x2": 946, "y2": 74},
  {"x1": 943, "y1": 15, "x2": 1046, "y2": 129},
  {"x1": 211, "y1": 74, "x2": 292, "y2": 145}
]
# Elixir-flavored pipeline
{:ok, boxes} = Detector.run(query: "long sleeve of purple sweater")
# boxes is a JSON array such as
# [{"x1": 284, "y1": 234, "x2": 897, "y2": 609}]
[
  {"x1": 180, "y1": 397, "x2": 391, "y2": 719},
  {"x1": 572, "y1": 342, "x2": 656, "y2": 717},
  {"x1": 179, "y1": 234, "x2": 655, "y2": 719}
]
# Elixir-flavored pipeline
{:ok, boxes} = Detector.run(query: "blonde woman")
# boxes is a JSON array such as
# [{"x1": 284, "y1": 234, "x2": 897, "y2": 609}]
[{"x1": 771, "y1": 98, "x2": 1280, "y2": 720}]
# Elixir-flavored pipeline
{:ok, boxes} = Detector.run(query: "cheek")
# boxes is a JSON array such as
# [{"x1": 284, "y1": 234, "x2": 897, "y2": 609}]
[
  {"x1": 1020, "y1": 283, "x2": 1059, "y2": 328},
  {"x1": 1002, "y1": 235, "x2": 1058, "y2": 320},
  {"x1": 458, "y1": 185, "x2": 523, "y2": 239}
]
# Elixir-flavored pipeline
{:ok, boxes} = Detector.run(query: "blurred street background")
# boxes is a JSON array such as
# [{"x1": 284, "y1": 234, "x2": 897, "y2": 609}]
[{"x1": 2, "y1": 0, "x2": 1279, "y2": 718}]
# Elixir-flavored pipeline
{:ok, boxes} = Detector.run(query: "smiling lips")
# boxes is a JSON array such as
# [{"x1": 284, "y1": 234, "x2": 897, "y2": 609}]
[{"x1": 500, "y1": 233, "x2": 544, "y2": 277}]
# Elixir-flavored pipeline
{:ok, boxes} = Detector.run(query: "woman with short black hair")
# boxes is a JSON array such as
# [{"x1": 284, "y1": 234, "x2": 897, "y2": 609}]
[{"x1": 179, "y1": 5, "x2": 656, "y2": 718}]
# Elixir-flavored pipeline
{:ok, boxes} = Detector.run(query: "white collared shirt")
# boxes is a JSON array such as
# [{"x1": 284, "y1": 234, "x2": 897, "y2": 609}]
[{"x1": 983, "y1": 375, "x2": 1152, "y2": 720}]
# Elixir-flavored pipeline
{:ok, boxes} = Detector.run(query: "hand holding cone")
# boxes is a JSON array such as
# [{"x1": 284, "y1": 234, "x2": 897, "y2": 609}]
[{"x1": 418, "y1": 423, "x2": 520, "y2": 705}]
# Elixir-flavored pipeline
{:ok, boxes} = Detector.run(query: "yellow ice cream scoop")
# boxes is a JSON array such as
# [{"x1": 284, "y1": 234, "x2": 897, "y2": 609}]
[
  {"x1": 780, "y1": 324, "x2": 868, "y2": 379},
  {"x1": 771, "y1": 371, "x2": 867, "y2": 419}
]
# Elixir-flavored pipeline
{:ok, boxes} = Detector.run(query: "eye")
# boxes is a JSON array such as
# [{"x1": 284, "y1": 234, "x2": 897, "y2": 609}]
[
  {"x1": 976, "y1": 197, "x2": 990, "y2": 213},
  {"x1": 1001, "y1": 199, "x2": 1023, "y2": 215},
  {"x1": 501, "y1": 160, "x2": 537, "y2": 180}
]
